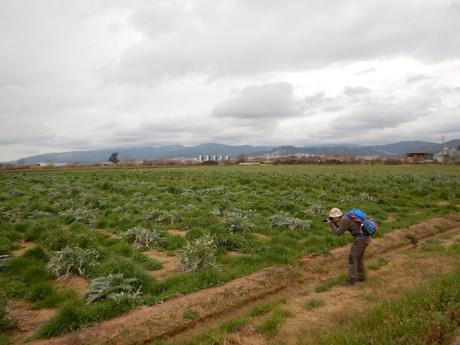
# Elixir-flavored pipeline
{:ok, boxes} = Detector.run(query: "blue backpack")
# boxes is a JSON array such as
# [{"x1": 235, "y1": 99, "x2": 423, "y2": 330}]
[{"x1": 346, "y1": 208, "x2": 377, "y2": 237}]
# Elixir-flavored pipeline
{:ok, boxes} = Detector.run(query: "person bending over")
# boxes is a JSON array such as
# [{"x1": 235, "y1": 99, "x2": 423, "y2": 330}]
[{"x1": 326, "y1": 208, "x2": 371, "y2": 286}]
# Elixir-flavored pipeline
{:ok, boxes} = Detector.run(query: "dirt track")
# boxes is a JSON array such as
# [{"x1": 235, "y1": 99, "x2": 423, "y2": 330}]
[
  {"x1": 197, "y1": 226, "x2": 460, "y2": 345},
  {"x1": 21, "y1": 213, "x2": 460, "y2": 345}
]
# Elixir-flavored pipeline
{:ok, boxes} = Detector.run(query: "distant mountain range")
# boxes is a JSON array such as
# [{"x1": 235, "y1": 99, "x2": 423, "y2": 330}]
[{"x1": 14, "y1": 140, "x2": 460, "y2": 164}]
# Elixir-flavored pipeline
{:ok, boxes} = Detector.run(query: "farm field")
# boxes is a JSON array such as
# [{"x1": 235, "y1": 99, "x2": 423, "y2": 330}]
[
  {"x1": 160, "y1": 224, "x2": 460, "y2": 345},
  {"x1": 1, "y1": 165, "x2": 460, "y2": 344}
]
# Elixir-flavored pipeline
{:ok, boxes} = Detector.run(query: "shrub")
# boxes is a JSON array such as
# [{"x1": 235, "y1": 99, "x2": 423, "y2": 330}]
[
  {"x1": 60, "y1": 208, "x2": 96, "y2": 225},
  {"x1": 47, "y1": 247, "x2": 99, "y2": 279},
  {"x1": 179, "y1": 234, "x2": 220, "y2": 272},
  {"x1": 97, "y1": 254, "x2": 154, "y2": 285},
  {"x1": 224, "y1": 209, "x2": 257, "y2": 218},
  {"x1": 303, "y1": 201, "x2": 325, "y2": 216},
  {"x1": 144, "y1": 209, "x2": 181, "y2": 225},
  {"x1": 122, "y1": 227, "x2": 166, "y2": 248},
  {"x1": 223, "y1": 216, "x2": 253, "y2": 233},
  {"x1": 85, "y1": 274, "x2": 141, "y2": 304},
  {"x1": 268, "y1": 213, "x2": 312, "y2": 230}
]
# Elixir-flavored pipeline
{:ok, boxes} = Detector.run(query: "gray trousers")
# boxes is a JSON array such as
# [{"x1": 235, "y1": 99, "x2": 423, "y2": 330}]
[{"x1": 347, "y1": 237, "x2": 369, "y2": 282}]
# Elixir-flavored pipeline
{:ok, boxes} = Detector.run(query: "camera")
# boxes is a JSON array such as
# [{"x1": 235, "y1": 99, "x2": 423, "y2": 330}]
[{"x1": 322, "y1": 216, "x2": 331, "y2": 223}]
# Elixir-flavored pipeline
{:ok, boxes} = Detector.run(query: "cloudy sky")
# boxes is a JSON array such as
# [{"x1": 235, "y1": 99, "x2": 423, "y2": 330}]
[{"x1": 1, "y1": 0, "x2": 460, "y2": 161}]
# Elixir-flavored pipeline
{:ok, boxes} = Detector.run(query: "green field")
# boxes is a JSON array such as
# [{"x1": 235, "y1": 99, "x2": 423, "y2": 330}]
[{"x1": 1, "y1": 165, "x2": 459, "y2": 340}]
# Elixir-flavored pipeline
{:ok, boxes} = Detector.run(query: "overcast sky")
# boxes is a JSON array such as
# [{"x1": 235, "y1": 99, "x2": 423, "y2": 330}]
[{"x1": 1, "y1": 0, "x2": 460, "y2": 161}]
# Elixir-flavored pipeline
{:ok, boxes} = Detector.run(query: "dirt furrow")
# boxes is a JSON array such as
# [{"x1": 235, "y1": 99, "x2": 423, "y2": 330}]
[
  {"x1": 28, "y1": 214, "x2": 460, "y2": 345},
  {"x1": 168, "y1": 226, "x2": 460, "y2": 344}
]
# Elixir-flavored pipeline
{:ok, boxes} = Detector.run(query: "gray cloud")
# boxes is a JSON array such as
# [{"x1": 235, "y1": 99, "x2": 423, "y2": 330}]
[
  {"x1": 327, "y1": 83, "x2": 449, "y2": 135},
  {"x1": 406, "y1": 74, "x2": 438, "y2": 84},
  {"x1": 108, "y1": 0, "x2": 460, "y2": 82},
  {"x1": 212, "y1": 82, "x2": 303, "y2": 120},
  {"x1": 304, "y1": 92, "x2": 346, "y2": 114},
  {"x1": 331, "y1": 102, "x2": 429, "y2": 130},
  {"x1": 1, "y1": 0, "x2": 460, "y2": 161},
  {"x1": 354, "y1": 68, "x2": 376, "y2": 75},
  {"x1": 343, "y1": 86, "x2": 370, "y2": 96}
]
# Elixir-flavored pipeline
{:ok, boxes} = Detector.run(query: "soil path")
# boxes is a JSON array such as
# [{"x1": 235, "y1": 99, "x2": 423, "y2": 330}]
[
  {"x1": 451, "y1": 334, "x2": 460, "y2": 345},
  {"x1": 166, "y1": 226, "x2": 460, "y2": 344},
  {"x1": 26, "y1": 214, "x2": 460, "y2": 345},
  {"x1": 7, "y1": 301, "x2": 56, "y2": 344},
  {"x1": 12, "y1": 240, "x2": 36, "y2": 256},
  {"x1": 145, "y1": 250, "x2": 181, "y2": 280},
  {"x1": 167, "y1": 229, "x2": 187, "y2": 237},
  {"x1": 212, "y1": 227, "x2": 460, "y2": 345},
  {"x1": 53, "y1": 276, "x2": 90, "y2": 297},
  {"x1": 96, "y1": 229, "x2": 122, "y2": 240}
]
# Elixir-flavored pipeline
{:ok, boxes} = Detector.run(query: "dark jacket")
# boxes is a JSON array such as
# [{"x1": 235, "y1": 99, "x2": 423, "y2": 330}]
[{"x1": 329, "y1": 215, "x2": 371, "y2": 243}]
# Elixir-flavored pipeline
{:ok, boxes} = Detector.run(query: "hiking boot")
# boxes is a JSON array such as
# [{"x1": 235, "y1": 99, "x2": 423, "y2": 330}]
[
  {"x1": 342, "y1": 280, "x2": 355, "y2": 286},
  {"x1": 356, "y1": 277, "x2": 366, "y2": 282}
]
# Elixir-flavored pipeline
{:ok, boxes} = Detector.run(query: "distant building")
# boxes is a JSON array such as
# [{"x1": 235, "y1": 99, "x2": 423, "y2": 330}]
[
  {"x1": 433, "y1": 147, "x2": 460, "y2": 162},
  {"x1": 406, "y1": 152, "x2": 433, "y2": 163},
  {"x1": 197, "y1": 154, "x2": 230, "y2": 161}
]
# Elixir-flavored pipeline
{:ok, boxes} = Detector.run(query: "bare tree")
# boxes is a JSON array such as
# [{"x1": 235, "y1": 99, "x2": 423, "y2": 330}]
[{"x1": 236, "y1": 154, "x2": 249, "y2": 163}]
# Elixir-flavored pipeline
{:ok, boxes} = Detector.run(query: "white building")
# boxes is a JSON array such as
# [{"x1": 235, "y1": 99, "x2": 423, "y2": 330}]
[{"x1": 433, "y1": 147, "x2": 460, "y2": 162}]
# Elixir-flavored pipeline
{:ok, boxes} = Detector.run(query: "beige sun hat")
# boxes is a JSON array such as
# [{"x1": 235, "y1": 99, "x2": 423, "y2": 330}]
[{"x1": 328, "y1": 208, "x2": 343, "y2": 218}]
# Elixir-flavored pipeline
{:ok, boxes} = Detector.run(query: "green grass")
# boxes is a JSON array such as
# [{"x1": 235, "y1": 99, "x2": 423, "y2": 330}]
[
  {"x1": 255, "y1": 306, "x2": 293, "y2": 336},
  {"x1": 305, "y1": 269, "x2": 460, "y2": 345},
  {"x1": 35, "y1": 298, "x2": 138, "y2": 338},
  {"x1": 367, "y1": 257, "x2": 389, "y2": 271},
  {"x1": 303, "y1": 298, "x2": 325, "y2": 310},
  {"x1": 219, "y1": 317, "x2": 247, "y2": 333},
  {"x1": 314, "y1": 274, "x2": 348, "y2": 292},
  {"x1": 0, "y1": 335, "x2": 8, "y2": 345},
  {"x1": 0, "y1": 165, "x2": 458, "y2": 339},
  {"x1": 419, "y1": 238, "x2": 446, "y2": 253},
  {"x1": 247, "y1": 298, "x2": 287, "y2": 317},
  {"x1": 175, "y1": 298, "x2": 289, "y2": 344},
  {"x1": 182, "y1": 308, "x2": 199, "y2": 321},
  {"x1": 180, "y1": 331, "x2": 223, "y2": 345}
]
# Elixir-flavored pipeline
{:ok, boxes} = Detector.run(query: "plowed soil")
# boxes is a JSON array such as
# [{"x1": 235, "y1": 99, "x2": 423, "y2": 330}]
[
  {"x1": 7, "y1": 302, "x2": 55, "y2": 344},
  {"x1": 53, "y1": 276, "x2": 90, "y2": 297},
  {"x1": 145, "y1": 250, "x2": 181, "y2": 280}
]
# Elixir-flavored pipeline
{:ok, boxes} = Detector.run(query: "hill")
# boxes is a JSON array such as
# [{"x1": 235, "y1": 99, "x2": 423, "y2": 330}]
[{"x1": 13, "y1": 140, "x2": 460, "y2": 163}]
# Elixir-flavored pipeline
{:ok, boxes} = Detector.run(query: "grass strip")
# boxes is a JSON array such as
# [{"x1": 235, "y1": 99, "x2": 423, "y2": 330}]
[
  {"x1": 307, "y1": 269, "x2": 460, "y2": 345},
  {"x1": 255, "y1": 306, "x2": 293, "y2": 336},
  {"x1": 314, "y1": 273, "x2": 347, "y2": 292}
]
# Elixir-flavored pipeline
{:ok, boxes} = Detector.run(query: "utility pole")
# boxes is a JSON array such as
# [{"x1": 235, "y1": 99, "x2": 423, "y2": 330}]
[{"x1": 441, "y1": 135, "x2": 447, "y2": 164}]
